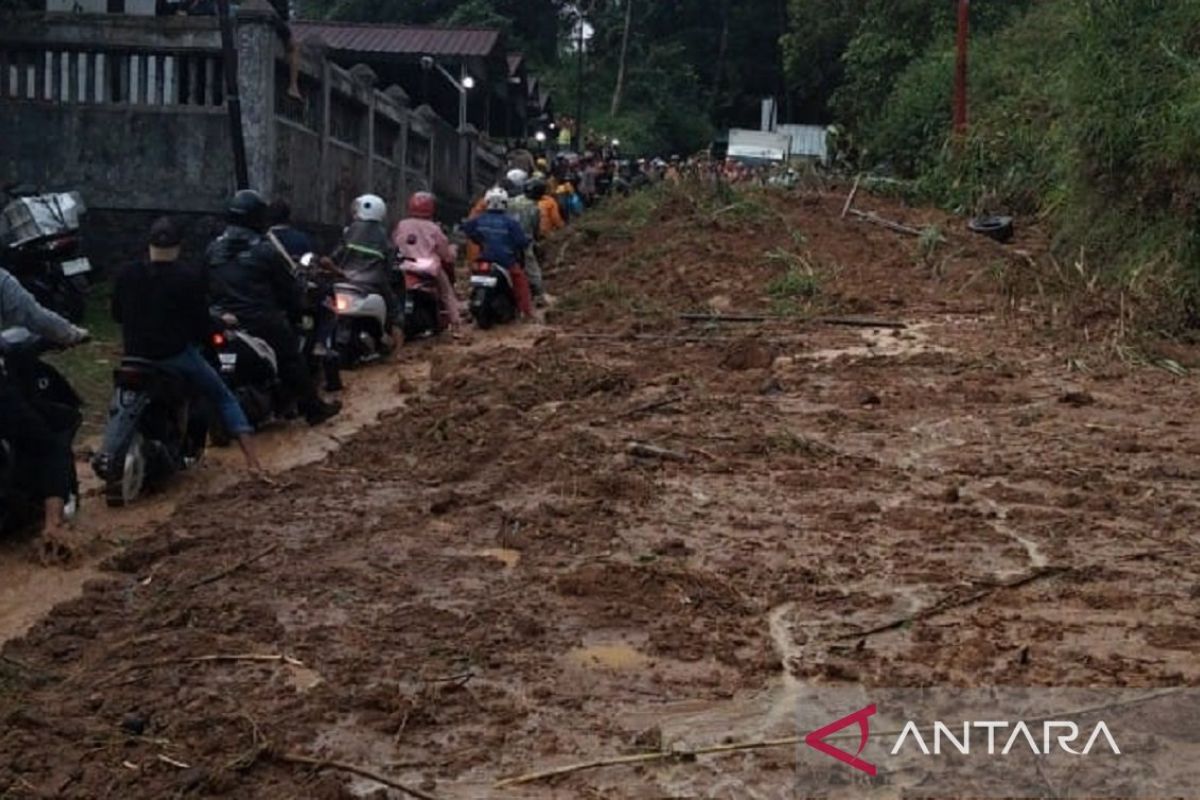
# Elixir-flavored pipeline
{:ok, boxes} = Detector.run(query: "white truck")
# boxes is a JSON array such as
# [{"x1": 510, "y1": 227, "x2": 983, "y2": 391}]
[{"x1": 726, "y1": 128, "x2": 792, "y2": 164}]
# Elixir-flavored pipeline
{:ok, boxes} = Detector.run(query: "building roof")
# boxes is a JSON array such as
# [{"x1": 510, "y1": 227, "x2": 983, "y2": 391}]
[{"x1": 293, "y1": 21, "x2": 502, "y2": 59}]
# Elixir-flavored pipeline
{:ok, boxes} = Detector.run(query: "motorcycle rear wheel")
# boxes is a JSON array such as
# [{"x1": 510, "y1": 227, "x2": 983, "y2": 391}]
[{"x1": 104, "y1": 432, "x2": 147, "y2": 508}]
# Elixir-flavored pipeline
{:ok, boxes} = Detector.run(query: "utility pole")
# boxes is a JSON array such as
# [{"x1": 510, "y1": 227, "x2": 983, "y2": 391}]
[
  {"x1": 574, "y1": 10, "x2": 585, "y2": 151},
  {"x1": 216, "y1": 0, "x2": 249, "y2": 189},
  {"x1": 953, "y1": 0, "x2": 969, "y2": 136}
]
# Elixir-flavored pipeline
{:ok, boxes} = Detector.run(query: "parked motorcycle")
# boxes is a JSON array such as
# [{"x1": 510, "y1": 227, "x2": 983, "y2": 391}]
[
  {"x1": 469, "y1": 260, "x2": 518, "y2": 330},
  {"x1": 92, "y1": 357, "x2": 207, "y2": 507},
  {"x1": 0, "y1": 328, "x2": 83, "y2": 534},
  {"x1": 0, "y1": 188, "x2": 91, "y2": 323}
]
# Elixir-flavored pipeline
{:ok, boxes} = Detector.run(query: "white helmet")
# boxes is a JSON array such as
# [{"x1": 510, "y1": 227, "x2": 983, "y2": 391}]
[
  {"x1": 485, "y1": 186, "x2": 509, "y2": 211},
  {"x1": 505, "y1": 169, "x2": 528, "y2": 194},
  {"x1": 353, "y1": 194, "x2": 387, "y2": 223}
]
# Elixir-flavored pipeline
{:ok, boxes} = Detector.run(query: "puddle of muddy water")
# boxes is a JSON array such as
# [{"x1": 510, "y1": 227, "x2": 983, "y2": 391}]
[
  {"x1": 567, "y1": 642, "x2": 651, "y2": 671},
  {"x1": 798, "y1": 321, "x2": 949, "y2": 364},
  {"x1": 477, "y1": 548, "x2": 522, "y2": 569}
]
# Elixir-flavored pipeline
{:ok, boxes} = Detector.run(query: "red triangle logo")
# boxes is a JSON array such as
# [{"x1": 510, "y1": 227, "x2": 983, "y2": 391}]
[{"x1": 804, "y1": 704, "x2": 877, "y2": 776}]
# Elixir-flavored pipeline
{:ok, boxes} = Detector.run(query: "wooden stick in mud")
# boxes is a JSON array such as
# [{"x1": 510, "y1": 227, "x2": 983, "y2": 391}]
[
  {"x1": 841, "y1": 175, "x2": 861, "y2": 219},
  {"x1": 276, "y1": 752, "x2": 442, "y2": 800},
  {"x1": 494, "y1": 737, "x2": 804, "y2": 789},
  {"x1": 836, "y1": 566, "x2": 1069, "y2": 641},
  {"x1": 626, "y1": 441, "x2": 691, "y2": 462},
  {"x1": 679, "y1": 313, "x2": 908, "y2": 330},
  {"x1": 620, "y1": 395, "x2": 686, "y2": 419},
  {"x1": 816, "y1": 316, "x2": 908, "y2": 330},
  {"x1": 186, "y1": 543, "x2": 280, "y2": 590},
  {"x1": 848, "y1": 208, "x2": 924, "y2": 237}
]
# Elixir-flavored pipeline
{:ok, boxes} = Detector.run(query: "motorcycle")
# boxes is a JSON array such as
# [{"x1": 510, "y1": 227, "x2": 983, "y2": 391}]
[
  {"x1": 401, "y1": 255, "x2": 446, "y2": 340},
  {"x1": 92, "y1": 357, "x2": 208, "y2": 508},
  {"x1": 0, "y1": 328, "x2": 83, "y2": 534},
  {"x1": 296, "y1": 253, "x2": 343, "y2": 392},
  {"x1": 0, "y1": 188, "x2": 91, "y2": 323},
  {"x1": 328, "y1": 264, "x2": 404, "y2": 367},
  {"x1": 207, "y1": 315, "x2": 292, "y2": 441},
  {"x1": 469, "y1": 260, "x2": 519, "y2": 330}
]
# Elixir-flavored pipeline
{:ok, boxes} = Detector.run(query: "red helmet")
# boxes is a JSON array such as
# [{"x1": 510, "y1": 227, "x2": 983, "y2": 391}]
[{"x1": 407, "y1": 191, "x2": 436, "y2": 219}]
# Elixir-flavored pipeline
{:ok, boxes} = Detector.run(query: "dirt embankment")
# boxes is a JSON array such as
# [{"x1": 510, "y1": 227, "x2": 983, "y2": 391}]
[{"x1": 2, "y1": 185, "x2": 1199, "y2": 799}]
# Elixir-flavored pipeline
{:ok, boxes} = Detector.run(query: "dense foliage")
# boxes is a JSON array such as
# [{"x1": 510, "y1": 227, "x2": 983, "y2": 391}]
[{"x1": 298, "y1": 0, "x2": 791, "y2": 154}]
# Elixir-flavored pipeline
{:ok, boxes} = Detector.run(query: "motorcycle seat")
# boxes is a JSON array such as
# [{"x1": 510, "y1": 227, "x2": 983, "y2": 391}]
[{"x1": 114, "y1": 357, "x2": 187, "y2": 396}]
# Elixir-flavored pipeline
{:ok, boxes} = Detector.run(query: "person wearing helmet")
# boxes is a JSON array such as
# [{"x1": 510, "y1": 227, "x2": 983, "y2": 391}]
[
  {"x1": 462, "y1": 187, "x2": 534, "y2": 318},
  {"x1": 392, "y1": 192, "x2": 462, "y2": 331},
  {"x1": 503, "y1": 172, "x2": 545, "y2": 305},
  {"x1": 208, "y1": 189, "x2": 341, "y2": 426},
  {"x1": 332, "y1": 193, "x2": 400, "y2": 333}
]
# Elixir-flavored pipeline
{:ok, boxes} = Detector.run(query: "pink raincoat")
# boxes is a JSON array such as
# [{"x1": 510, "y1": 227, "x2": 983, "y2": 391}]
[{"x1": 392, "y1": 217, "x2": 461, "y2": 327}]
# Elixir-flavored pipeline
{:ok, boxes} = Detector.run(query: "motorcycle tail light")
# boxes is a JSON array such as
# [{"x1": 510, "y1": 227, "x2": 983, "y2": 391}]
[
  {"x1": 335, "y1": 295, "x2": 352, "y2": 312},
  {"x1": 212, "y1": 333, "x2": 226, "y2": 347}
]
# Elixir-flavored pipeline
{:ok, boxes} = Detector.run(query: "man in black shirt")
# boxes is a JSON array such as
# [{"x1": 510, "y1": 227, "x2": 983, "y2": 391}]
[
  {"x1": 208, "y1": 190, "x2": 340, "y2": 425},
  {"x1": 112, "y1": 217, "x2": 262, "y2": 472}
]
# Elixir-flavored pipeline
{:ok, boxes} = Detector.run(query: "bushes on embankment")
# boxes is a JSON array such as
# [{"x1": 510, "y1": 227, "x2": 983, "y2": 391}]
[{"x1": 859, "y1": 0, "x2": 1200, "y2": 329}]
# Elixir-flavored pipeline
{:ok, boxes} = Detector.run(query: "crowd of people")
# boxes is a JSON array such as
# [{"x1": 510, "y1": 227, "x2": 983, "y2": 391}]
[{"x1": 0, "y1": 135, "x2": 790, "y2": 556}]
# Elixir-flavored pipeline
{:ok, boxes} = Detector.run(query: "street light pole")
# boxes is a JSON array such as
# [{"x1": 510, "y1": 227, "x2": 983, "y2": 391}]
[
  {"x1": 431, "y1": 61, "x2": 472, "y2": 133},
  {"x1": 459, "y1": 64, "x2": 469, "y2": 133},
  {"x1": 575, "y1": 11, "x2": 584, "y2": 151},
  {"x1": 954, "y1": 0, "x2": 969, "y2": 136}
]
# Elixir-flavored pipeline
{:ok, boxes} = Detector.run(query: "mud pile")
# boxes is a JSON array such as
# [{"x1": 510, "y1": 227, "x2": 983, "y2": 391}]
[{"x1": 2, "y1": 186, "x2": 1198, "y2": 798}]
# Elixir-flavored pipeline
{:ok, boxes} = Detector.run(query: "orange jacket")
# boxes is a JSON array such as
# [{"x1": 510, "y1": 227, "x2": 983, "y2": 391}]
[
  {"x1": 537, "y1": 195, "x2": 565, "y2": 238},
  {"x1": 465, "y1": 195, "x2": 488, "y2": 263}
]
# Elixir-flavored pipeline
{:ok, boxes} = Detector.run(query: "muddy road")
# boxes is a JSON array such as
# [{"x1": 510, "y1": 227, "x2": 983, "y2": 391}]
[{"x1": 2, "y1": 187, "x2": 1199, "y2": 799}]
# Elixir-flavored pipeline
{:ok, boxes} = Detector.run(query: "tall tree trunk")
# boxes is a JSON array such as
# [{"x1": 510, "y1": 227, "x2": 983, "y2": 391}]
[
  {"x1": 610, "y1": 0, "x2": 635, "y2": 116},
  {"x1": 709, "y1": 0, "x2": 730, "y2": 114}
]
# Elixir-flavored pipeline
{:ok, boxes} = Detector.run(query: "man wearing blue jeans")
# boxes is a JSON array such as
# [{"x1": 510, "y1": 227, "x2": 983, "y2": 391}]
[{"x1": 111, "y1": 217, "x2": 263, "y2": 473}]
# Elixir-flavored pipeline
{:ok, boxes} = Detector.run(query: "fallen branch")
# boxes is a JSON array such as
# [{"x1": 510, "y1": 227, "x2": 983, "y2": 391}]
[
  {"x1": 626, "y1": 442, "x2": 691, "y2": 463},
  {"x1": 814, "y1": 316, "x2": 908, "y2": 330},
  {"x1": 620, "y1": 395, "x2": 685, "y2": 419},
  {"x1": 495, "y1": 737, "x2": 803, "y2": 789},
  {"x1": 841, "y1": 175, "x2": 861, "y2": 219},
  {"x1": 276, "y1": 752, "x2": 442, "y2": 800},
  {"x1": 836, "y1": 566, "x2": 1068, "y2": 641},
  {"x1": 186, "y1": 543, "x2": 280, "y2": 590},
  {"x1": 680, "y1": 313, "x2": 772, "y2": 323},
  {"x1": 98, "y1": 653, "x2": 304, "y2": 687},
  {"x1": 848, "y1": 208, "x2": 924, "y2": 237}
]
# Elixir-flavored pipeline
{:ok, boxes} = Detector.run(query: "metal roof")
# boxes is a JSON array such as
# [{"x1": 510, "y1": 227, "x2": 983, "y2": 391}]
[{"x1": 293, "y1": 22, "x2": 502, "y2": 59}]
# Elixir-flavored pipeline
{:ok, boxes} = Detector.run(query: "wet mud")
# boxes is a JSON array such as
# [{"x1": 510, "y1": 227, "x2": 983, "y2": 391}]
[{"x1": 2, "y1": 191, "x2": 1199, "y2": 798}]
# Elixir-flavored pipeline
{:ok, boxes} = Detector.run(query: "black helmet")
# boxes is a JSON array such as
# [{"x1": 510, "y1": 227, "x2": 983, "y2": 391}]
[
  {"x1": 228, "y1": 189, "x2": 268, "y2": 232},
  {"x1": 526, "y1": 177, "x2": 548, "y2": 200}
]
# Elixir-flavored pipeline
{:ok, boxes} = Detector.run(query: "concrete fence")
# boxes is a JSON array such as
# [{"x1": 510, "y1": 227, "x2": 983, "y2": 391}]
[{"x1": 0, "y1": 10, "x2": 502, "y2": 232}]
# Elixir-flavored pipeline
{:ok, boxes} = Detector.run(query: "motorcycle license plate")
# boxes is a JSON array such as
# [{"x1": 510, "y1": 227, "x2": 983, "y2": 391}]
[
  {"x1": 470, "y1": 275, "x2": 498, "y2": 288},
  {"x1": 218, "y1": 353, "x2": 238, "y2": 372},
  {"x1": 404, "y1": 299, "x2": 414, "y2": 314},
  {"x1": 61, "y1": 257, "x2": 92, "y2": 277}
]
